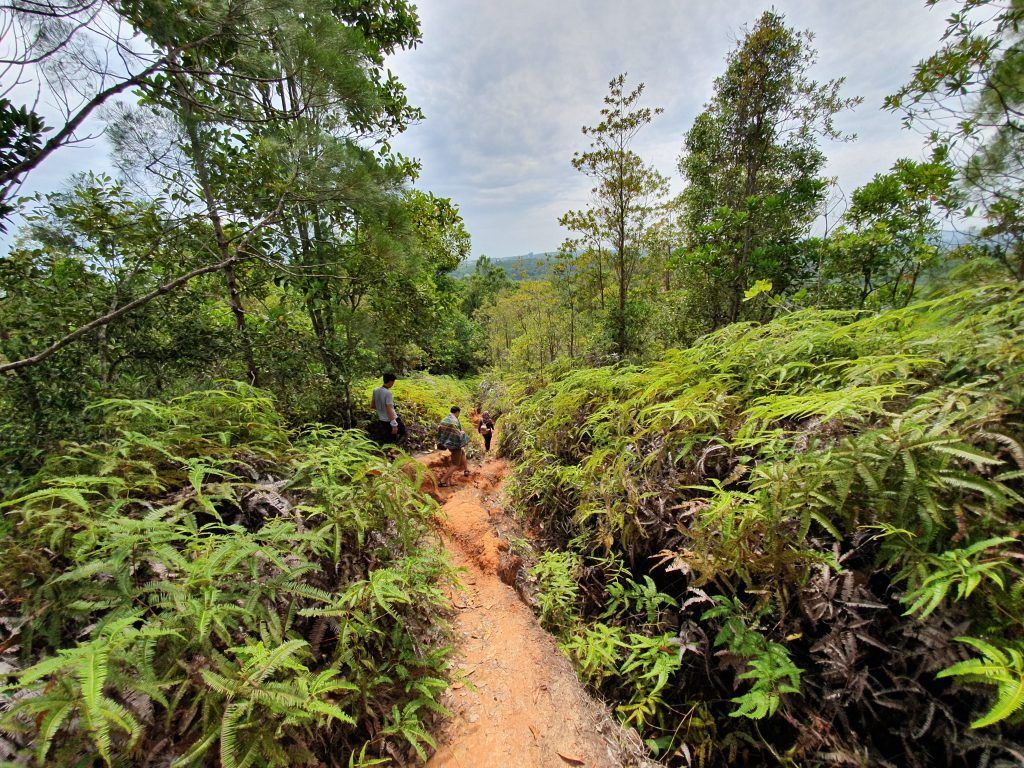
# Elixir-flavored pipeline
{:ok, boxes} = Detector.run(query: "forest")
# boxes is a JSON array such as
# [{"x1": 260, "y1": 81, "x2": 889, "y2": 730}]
[{"x1": 0, "y1": 0, "x2": 1022, "y2": 766}]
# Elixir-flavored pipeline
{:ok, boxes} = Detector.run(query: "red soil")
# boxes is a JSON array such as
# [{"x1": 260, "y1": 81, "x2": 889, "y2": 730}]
[{"x1": 414, "y1": 451, "x2": 654, "y2": 768}]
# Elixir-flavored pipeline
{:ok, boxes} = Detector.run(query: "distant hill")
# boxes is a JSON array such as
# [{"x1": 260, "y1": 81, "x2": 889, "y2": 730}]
[
  {"x1": 450, "y1": 232, "x2": 974, "y2": 282},
  {"x1": 452, "y1": 252, "x2": 555, "y2": 280},
  {"x1": 938, "y1": 228, "x2": 975, "y2": 249}
]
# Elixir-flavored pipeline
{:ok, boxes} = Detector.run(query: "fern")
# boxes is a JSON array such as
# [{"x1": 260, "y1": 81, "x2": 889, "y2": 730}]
[
  {"x1": 8, "y1": 619, "x2": 153, "y2": 766},
  {"x1": 0, "y1": 386, "x2": 452, "y2": 766},
  {"x1": 602, "y1": 574, "x2": 678, "y2": 625},
  {"x1": 497, "y1": 280, "x2": 1024, "y2": 763},
  {"x1": 729, "y1": 642, "x2": 802, "y2": 720},
  {"x1": 530, "y1": 550, "x2": 582, "y2": 632},
  {"x1": 616, "y1": 632, "x2": 684, "y2": 731},
  {"x1": 938, "y1": 638, "x2": 1024, "y2": 728},
  {"x1": 701, "y1": 596, "x2": 803, "y2": 719},
  {"x1": 902, "y1": 537, "x2": 1020, "y2": 617},
  {"x1": 562, "y1": 623, "x2": 625, "y2": 686}
]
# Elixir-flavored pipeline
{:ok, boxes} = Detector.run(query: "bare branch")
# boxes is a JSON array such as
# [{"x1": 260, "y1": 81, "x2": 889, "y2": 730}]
[{"x1": 0, "y1": 56, "x2": 166, "y2": 192}]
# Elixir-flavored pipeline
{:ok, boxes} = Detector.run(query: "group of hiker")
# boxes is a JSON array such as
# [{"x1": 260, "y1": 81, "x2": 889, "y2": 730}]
[{"x1": 370, "y1": 373, "x2": 496, "y2": 485}]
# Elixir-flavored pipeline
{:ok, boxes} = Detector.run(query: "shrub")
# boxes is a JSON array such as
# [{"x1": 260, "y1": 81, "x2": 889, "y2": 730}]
[
  {"x1": 0, "y1": 382, "x2": 452, "y2": 766},
  {"x1": 505, "y1": 282, "x2": 1024, "y2": 766}
]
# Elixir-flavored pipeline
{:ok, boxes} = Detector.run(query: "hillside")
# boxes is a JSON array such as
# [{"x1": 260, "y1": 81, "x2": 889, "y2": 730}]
[
  {"x1": 493, "y1": 282, "x2": 1024, "y2": 765},
  {"x1": 451, "y1": 252, "x2": 554, "y2": 280},
  {"x1": 4, "y1": 2, "x2": 1024, "y2": 767}
]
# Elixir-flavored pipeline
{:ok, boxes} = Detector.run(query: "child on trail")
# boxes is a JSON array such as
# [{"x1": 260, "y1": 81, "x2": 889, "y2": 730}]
[
  {"x1": 478, "y1": 412, "x2": 495, "y2": 453},
  {"x1": 436, "y1": 406, "x2": 470, "y2": 486},
  {"x1": 370, "y1": 373, "x2": 406, "y2": 444}
]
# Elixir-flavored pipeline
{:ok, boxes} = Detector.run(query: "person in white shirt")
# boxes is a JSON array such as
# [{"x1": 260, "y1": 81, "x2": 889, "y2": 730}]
[{"x1": 370, "y1": 373, "x2": 406, "y2": 444}]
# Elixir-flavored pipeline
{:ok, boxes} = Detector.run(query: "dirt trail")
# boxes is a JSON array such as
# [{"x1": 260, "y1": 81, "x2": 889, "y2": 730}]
[{"x1": 418, "y1": 451, "x2": 648, "y2": 768}]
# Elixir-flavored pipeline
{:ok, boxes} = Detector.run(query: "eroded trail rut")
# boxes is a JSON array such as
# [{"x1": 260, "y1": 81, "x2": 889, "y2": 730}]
[{"x1": 418, "y1": 452, "x2": 646, "y2": 768}]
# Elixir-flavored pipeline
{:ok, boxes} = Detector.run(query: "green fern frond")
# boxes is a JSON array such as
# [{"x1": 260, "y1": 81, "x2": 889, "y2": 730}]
[{"x1": 938, "y1": 637, "x2": 1024, "y2": 728}]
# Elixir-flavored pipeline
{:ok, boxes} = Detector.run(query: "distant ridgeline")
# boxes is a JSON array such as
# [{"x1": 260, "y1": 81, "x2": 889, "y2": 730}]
[
  {"x1": 451, "y1": 252, "x2": 555, "y2": 280},
  {"x1": 453, "y1": 233, "x2": 970, "y2": 282}
]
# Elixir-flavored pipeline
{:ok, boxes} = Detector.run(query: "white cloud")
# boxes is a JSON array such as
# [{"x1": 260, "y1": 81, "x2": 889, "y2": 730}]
[
  {"x1": 1, "y1": 2, "x2": 952, "y2": 258},
  {"x1": 388, "y1": 0, "x2": 950, "y2": 258}
]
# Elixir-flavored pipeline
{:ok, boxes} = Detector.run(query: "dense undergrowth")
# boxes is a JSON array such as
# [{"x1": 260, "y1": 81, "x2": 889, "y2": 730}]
[
  {"x1": 0, "y1": 384, "x2": 452, "y2": 767},
  {"x1": 363, "y1": 374, "x2": 480, "y2": 453},
  {"x1": 500, "y1": 280, "x2": 1024, "y2": 766}
]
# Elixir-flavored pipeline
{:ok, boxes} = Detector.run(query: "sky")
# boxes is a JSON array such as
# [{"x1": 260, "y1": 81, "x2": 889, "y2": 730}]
[
  {"x1": 5, "y1": 2, "x2": 951, "y2": 258},
  {"x1": 385, "y1": 0, "x2": 951, "y2": 260}
]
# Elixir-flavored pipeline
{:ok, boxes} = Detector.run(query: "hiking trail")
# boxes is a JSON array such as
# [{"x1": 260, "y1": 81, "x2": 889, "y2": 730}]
[{"x1": 416, "y1": 450, "x2": 654, "y2": 768}]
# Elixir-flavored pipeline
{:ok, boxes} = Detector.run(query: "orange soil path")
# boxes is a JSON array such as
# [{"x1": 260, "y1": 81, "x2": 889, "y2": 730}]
[{"x1": 418, "y1": 451, "x2": 648, "y2": 768}]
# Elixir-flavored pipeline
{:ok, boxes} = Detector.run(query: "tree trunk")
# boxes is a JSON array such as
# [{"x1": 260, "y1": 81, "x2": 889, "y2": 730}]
[
  {"x1": 860, "y1": 267, "x2": 872, "y2": 309},
  {"x1": 616, "y1": 185, "x2": 628, "y2": 358},
  {"x1": 292, "y1": 209, "x2": 346, "y2": 392},
  {"x1": 220, "y1": 259, "x2": 259, "y2": 385},
  {"x1": 904, "y1": 265, "x2": 921, "y2": 307},
  {"x1": 178, "y1": 93, "x2": 260, "y2": 386},
  {"x1": 568, "y1": 297, "x2": 576, "y2": 358},
  {"x1": 97, "y1": 291, "x2": 118, "y2": 389},
  {"x1": 729, "y1": 114, "x2": 765, "y2": 324},
  {"x1": 617, "y1": 250, "x2": 627, "y2": 356}
]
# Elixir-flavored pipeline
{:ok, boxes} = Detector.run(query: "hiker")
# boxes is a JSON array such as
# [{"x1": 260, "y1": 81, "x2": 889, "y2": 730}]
[
  {"x1": 370, "y1": 373, "x2": 406, "y2": 444},
  {"x1": 478, "y1": 411, "x2": 495, "y2": 453},
  {"x1": 436, "y1": 406, "x2": 470, "y2": 485}
]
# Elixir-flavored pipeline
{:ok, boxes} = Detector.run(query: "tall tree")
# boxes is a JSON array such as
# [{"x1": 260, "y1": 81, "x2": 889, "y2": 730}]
[
  {"x1": 0, "y1": 176, "x2": 231, "y2": 468},
  {"x1": 461, "y1": 256, "x2": 514, "y2": 317},
  {"x1": 477, "y1": 280, "x2": 574, "y2": 370},
  {"x1": 559, "y1": 208, "x2": 610, "y2": 312},
  {"x1": 678, "y1": 11, "x2": 859, "y2": 329},
  {"x1": 561, "y1": 74, "x2": 668, "y2": 358},
  {"x1": 1, "y1": 0, "x2": 424, "y2": 377}
]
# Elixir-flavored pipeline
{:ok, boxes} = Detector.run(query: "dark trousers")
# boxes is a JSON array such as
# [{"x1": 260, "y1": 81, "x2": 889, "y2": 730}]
[
  {"x1": 483, "y1": 433, "x2": 492, "y2": 452},
  {"x1": 371, "y1": 416, "x2": 406, "y2": 444}
]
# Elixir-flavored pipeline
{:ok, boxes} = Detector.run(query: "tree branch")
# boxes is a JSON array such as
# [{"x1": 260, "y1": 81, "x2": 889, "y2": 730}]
[
  {"x1": 0, "y1": 180, "x2": 291, "y2": 375},
  {"x1": 0, "y1": 58, "x2": 166, "y2": 197},
  {"x1": 0, "y1": 255, "x2": 235, "y2": 374}
]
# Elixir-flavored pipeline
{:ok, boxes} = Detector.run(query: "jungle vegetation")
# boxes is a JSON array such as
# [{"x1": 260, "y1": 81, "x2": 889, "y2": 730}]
[
  {"x1": 482, "y1": 4, "x2": 1024, "y2": 766},
  {"x1": 1, "y1": 0, "x2": 1023, "y2": 766}
]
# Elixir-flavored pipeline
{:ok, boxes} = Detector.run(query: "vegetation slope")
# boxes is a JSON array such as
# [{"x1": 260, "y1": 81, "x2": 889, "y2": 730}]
[
  {"x1": 0, "y1": 384, "x2": 451, "y2": 767},
  {"x1": 499, "y1": 279, "x2": 1024, "y2": 766}
]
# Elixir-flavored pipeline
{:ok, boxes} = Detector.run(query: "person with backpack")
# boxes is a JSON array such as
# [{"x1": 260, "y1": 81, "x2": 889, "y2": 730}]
[
  {"x1": 478, "y1": 412, "x2": 495, "y2": 453},
  {"x1": 436, "y1": 406, "x2": 470, "y2": 485}
]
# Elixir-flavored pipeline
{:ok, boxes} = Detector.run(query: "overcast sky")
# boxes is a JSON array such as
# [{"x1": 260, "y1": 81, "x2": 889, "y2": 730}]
[
  {"x1": 386, "y1": 1, "x2": 950, "y2": 260},
  {"x1": 7, "y1": 2, "x2": 950, "y2": 258}
]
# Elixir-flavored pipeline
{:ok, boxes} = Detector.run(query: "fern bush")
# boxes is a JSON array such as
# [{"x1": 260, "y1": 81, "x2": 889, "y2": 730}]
[
  {"x1": 531, "y1": 550, "x2": 582, "y2": 632},
  {"x1": 503, "y1": 282, "x2": 1024, "y2": 765},
  {"x1": 0, "y1": 382, "x2": 452, "y2": 767}
]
